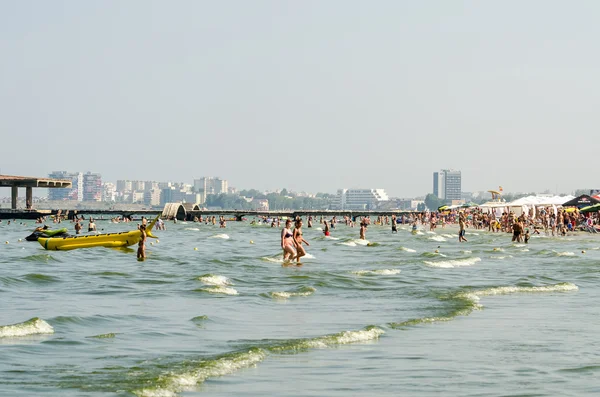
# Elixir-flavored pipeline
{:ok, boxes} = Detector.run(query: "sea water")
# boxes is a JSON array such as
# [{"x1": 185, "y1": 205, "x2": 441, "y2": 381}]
[{"x1": 1, "y1": 220, "x2": 599, "y2": 396}]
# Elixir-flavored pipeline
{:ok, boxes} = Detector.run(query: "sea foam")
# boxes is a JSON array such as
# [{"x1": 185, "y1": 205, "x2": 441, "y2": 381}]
[
  {"x1": 428, "y1": 236, "x2": 446, "y2": 242},
  {"x1": 270, "y1": 286, "x2": 316, "y2": 299},
  {"x1": 0, "y1": 317, "x2": 54, "y2": 338},
  {"x1": 199, "y1": 286, "x2": 238, "y2": 295},
  {"x1": 424, "y1": 257, "x2": 482, "y2": 268},
  {"x1": 198, "y1": 275, "x2": 232, "y2": 286},
  {"x1": 133, "y1": 326, "x2": 384, "y2": 397},
  {"x1": 399, "y1": 247, "x2": 417, "y2": 253},
  {"x1": 351, "y1": 269, "x2": 401, "y2": 276}
]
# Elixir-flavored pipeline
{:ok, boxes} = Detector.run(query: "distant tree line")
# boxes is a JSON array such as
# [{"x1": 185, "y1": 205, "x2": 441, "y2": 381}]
[{"x1": 204, "y1": 189, "x2": 335, "y2": 210}]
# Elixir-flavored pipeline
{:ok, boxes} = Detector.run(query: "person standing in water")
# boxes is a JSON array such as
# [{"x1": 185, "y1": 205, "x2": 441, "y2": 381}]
[
  {"x1": 281, "y1": 219, "x2": 296, "y2": 261},
  {"x1": 137, "y1": 225, "x2": 147, "y2": 260},
  {"x1": 293, "y1": 219, "x2": 309, "y2": 263},
  {"x1": 88, "y1": 218, "x2": 97, "y2": 232},
  {"x1": 458, "y1": 214, "x2": 468, "y2": 242},
  {"x1": 74, "y1": 220, "x2": 82, "y2": 234},
  {"x1": 360, "y1": 221, "x2": 367, "y2": 240},
  {"x1": 323, "y1": 221, "x2": 330, "y2": 237}
]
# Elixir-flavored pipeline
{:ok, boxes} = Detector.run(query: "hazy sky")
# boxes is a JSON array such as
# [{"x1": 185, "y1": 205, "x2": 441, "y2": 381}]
[{"x1": 1, "y1": 1, "x2": 598, "y2": 197}]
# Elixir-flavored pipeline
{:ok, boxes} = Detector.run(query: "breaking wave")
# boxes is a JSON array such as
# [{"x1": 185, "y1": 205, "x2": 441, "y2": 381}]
[
  {"x1": 424, "y1": 257, "x2": 482, "y2": 268},
  {"x1": 0, "y1": 317, "x2": 54, "y2": 338}
]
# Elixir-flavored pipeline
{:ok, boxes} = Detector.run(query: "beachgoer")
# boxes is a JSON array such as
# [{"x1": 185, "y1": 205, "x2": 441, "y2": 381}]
[
  {"x1": 323, "y1": 221, "x2": 330, "y2": 237},
  {"x1": 391, "y1": 214, "x2": 398, "y2": 233},
  {"x1": 512, "y1": 219, "x2": 523, "y2": 242},
  {"x1": 293, "y1": 219, "x2": 309, "y2": 262},
  {"x1": 360, "y1": 222, "x2": 367, "y2": 240},
  {"x1": 88, "y1": 219, "x2": 96, "y2": 232},
  {"x1": 74, "y1": 221, "x2": 82, "y2": 235},
  {"x1": 458, "y1": 215, "x2": 467, "y2": 242},
  {"x1": 281, "y1": 219, "x2": 296, "y2": 261},
  {"x1": 137, "y1": 225, "x2": 147, "y2": 260}
]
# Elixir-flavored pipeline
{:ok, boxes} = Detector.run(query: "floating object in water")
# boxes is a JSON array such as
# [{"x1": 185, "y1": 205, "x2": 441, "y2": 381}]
[
  {"x1": 38, "y1": 216, "x2": 160, "y2": 250},
  {"x1": 250, "y1": 240, "x2": 254, "y2": 244},
  {"x1": 5, "y1": 241, "x2": 8, "y2": 244},
  {"x1": 435, "y1": 249, "x2": 439, "y2": 253},
  {"x1": 25, "y1": 228, "x2": 69, "y2": 242},
  {"x1": 194, "y1": 247, "x2": 198, "y2": 251},
  {"x1": 582, "y1": 250, "x2": 586, "y2": 254}
]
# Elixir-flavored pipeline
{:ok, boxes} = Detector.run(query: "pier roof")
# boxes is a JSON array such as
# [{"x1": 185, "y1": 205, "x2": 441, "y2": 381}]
[{"x1": 0, "y1": 174, "x2": 72, "y2": 188}]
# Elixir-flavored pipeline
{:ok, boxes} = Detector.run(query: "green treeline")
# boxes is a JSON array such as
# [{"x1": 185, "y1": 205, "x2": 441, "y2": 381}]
[{"x1": 204, "y1": 189, "x2": 335, "y2": 210}]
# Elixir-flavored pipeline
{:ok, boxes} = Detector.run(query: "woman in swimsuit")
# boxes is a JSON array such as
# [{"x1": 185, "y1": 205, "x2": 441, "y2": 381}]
[
  {"x1": 281, "y1": 219, "x2": 296, "y2": 261},
  {"x1": 293, "y1": 219, "x2": 309, "y2": 262}
]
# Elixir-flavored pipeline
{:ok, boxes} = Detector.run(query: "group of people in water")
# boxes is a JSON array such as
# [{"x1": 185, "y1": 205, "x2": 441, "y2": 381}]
[
  {"x1": 278, "y1": 215, "x2": 377, "y2": 263},
  {"x1": 8, "y1": 205, "x2": 600, "y2": 265},
  {"x1": 275, "y1": 207, "x2": 599, "y2": 262},
  {"x1": 280, "y1": 218, "x2": 310, "y2": 263}
]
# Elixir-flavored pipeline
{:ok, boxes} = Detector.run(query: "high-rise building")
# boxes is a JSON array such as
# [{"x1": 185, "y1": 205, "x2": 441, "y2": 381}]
[
  {"x1": 433, "y1": 170, "x2": 462, "y2": 200},
  {"x1": 83, "y1": 172, "x2": 102, "y2": 201},
  {"x1": 194, "y1": 177, "x2": 228, "y2": 198},
  {"x1": 131, "y1": 180, "x2": 145, "y2": 191},
  {"x1": 116, "y1": 180, "x2": 133, "y2": 193},
  {"x1": 48, "y1": 171, "x2": 83, "y2": 201},
  {"x1": 334, "y1": 189, "x2": 389, "y2": 210},
  {"x1": 144, "y1": 181, "x2": 159, "y2": 192},
  {"x1": 144, "y1": 189, "x2": 162, "y2": 206}
]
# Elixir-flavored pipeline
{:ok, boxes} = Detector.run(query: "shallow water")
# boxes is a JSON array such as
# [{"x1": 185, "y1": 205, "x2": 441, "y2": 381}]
[{"x1": 1, "y1": 220, "x2": 599, "y2": 396}]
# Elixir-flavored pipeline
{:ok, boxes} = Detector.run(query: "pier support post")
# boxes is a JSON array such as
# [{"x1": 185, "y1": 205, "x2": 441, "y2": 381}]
[
  {"x1": 26, "y1": 187, "x2": 33, "y2": 209},
  {"x1": 11, "y1": 185, "x2": 18, "y2": 210}
]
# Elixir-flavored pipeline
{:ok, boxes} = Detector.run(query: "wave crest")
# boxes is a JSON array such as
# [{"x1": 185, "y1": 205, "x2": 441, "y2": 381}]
[
  {"x1": 132, "y1": 326, "x2": 384, "y2": 396},
  {"x1": 270, "y1": 286, "x2": 316, "y2": 299},
  {"x1": 351, "y1": 269, "x2": 401, "y2": 276},
  {"x1": 197, "y1": 286, "x2": 238, "y2": 295},
  {"x1": 0, "y1": 317, "x2": 54, "y2": 338},
  {"x1": 424, "y1": 257, "x2": 481, "y2": 268},
  {"x1": 198, "y1": 274, "x2": 232, "y2": 286}
]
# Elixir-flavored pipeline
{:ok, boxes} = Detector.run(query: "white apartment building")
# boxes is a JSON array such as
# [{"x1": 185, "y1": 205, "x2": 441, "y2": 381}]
[
  {"x1": 194, "y1": 177, "x2": 228, "y2": 196},
  {"x1": 102, "y1": 183, "x2": 116, "y2": 202},
  {"x1": 334, "y1": 189, "x2": 390, "y2": 210}
]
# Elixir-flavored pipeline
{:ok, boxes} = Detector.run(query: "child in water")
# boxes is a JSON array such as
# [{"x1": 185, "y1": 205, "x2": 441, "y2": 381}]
[
  {"x1": 137, "y1": 225, "x2": 147, "y2": 260},
  {"x1": 524, "y1": 229, "x2": 530, "y2": 244}
]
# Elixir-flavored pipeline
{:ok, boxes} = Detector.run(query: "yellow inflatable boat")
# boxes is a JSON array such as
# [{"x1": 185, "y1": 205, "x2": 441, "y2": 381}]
[{"x1": 38, "y1": 216, "x2": 159, "y2": 251}]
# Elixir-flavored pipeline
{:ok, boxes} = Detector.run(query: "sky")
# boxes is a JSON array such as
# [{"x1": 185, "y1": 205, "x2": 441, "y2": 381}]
[{"x1": 1, "y1": 1, "x2": 599, "y2": 197}]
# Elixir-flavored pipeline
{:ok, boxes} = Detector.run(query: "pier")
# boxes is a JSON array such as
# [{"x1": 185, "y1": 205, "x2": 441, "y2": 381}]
[
  {"x1": 163, "y1": 203, "x2": 414, "y2": 221},
  {"x1": 0, "y1": 175, "x2": 72, "y2": 210},
  {"x1": 0, "y1": 202, "x2": 415, "y2": 221}
]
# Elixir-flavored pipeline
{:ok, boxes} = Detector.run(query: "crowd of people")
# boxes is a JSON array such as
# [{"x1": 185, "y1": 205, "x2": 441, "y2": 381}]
[{"x1": 6, "y1": 204, "x2": 600, "y2": 264}]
